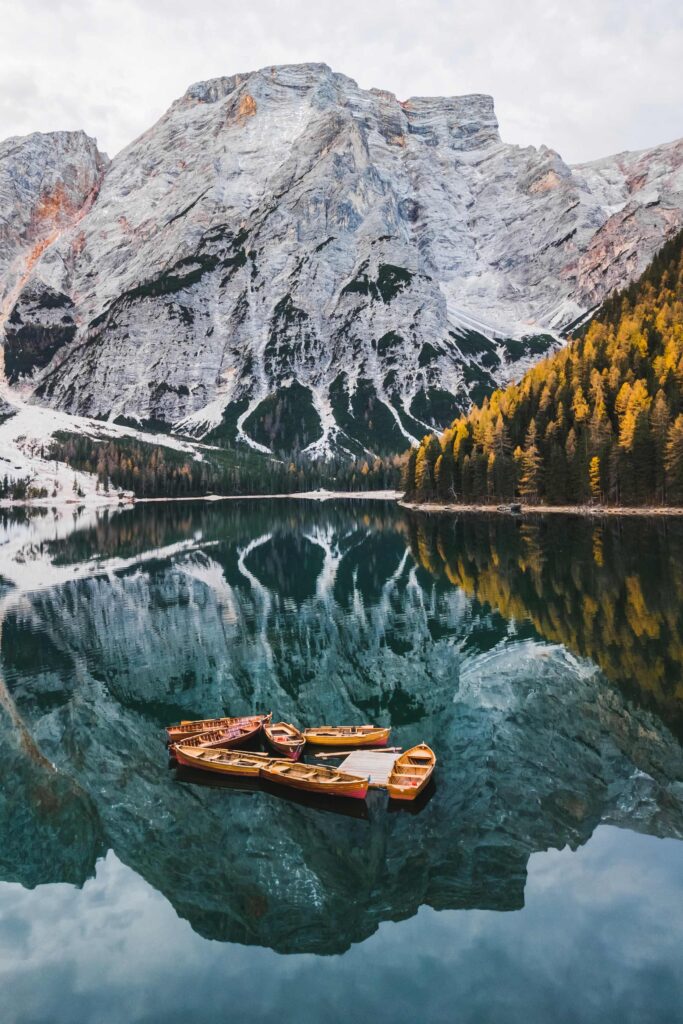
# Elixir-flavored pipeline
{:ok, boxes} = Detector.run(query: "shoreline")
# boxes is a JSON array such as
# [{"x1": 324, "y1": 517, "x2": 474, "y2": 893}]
[
  {"x1": 5, "y1": 490, "x2": 683, "y2": 516},
  {"x1": 136, "y1": 488, "x2": 402, "y2": 503},
  {"x1": 398, "y1": 499, "x2": 683, "y2": 517},
  {"x1": 6, "y1": 491, "x2": 683, "y2": 515},
  {"x1": 0, "y1": 489, "x2": 402, "y2": 510}
]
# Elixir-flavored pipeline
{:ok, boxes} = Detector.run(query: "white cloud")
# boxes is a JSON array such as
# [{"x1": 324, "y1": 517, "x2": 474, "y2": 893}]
[
  {"x1": 1, "y1": 829, "x2": 682, "y2": 1022},
  {"x1": 0, "y1": 0, "x2": 681, "y2": 162}
]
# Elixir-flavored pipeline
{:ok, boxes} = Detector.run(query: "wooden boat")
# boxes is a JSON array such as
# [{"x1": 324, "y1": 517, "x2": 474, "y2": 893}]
[
  {"x1": 302, "y1": 724, "x2": 391, "y2": 748},
  {"x1": 168, "y1": 718, "x2": 266, "y2": 753},
  {"x1": 387, "y1": 743, "x2": 436, "y2": 801},
  {"x1": 173, "y1": 746, "x2": 272, "y2": 777},
  {"x1": 259, "y1": 759, "x2": 369, "y2": 800},
  {"x1": 264, "y1": 720, "x2": 306, "y2": 760},
  {"x1": 166, "y1": 713, "x2": 270, "y2": 745}
]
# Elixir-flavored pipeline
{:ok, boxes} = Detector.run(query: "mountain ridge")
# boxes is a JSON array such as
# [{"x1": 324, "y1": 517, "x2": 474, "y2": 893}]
[{"x1": 1, "y1": 63, "x2": 682, "y2": 459}]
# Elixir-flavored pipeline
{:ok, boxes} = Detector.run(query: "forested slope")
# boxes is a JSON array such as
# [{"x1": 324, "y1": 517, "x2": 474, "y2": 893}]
[{"x1": 404, "y1": 228, "x2": 683, "y2": 506}]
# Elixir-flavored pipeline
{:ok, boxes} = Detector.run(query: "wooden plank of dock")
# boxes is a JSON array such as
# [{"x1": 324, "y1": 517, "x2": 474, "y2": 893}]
[{"x1": 338, "y1": 751, "x2": 398, "y2": 788}]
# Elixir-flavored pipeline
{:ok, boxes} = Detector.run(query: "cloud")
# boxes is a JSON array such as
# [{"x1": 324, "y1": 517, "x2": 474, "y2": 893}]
[
  {"x1": 2, "y1": 829, "x2": 682, "y2": 1023},
  {"x1": 0, "y1": 0, "x2": 681, "y2": 162}
]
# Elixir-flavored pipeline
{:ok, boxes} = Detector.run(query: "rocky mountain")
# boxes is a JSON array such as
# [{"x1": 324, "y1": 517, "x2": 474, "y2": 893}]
[{"x1": 1, "y1": 63, "x2": 682, "y2": 457}]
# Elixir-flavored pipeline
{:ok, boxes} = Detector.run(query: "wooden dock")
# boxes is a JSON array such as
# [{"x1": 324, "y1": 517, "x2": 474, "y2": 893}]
[{"x1": 337, "y1": 751, "x2": 399, "y2": 788}]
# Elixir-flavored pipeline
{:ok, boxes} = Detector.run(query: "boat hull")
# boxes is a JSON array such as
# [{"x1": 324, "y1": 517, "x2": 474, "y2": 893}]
[
  {"x1": 387, "y1": 777, "x2": 431, "y2": 800},
  {"x1": 267, "y1": 739, "x2": 304, "y2": 761}
]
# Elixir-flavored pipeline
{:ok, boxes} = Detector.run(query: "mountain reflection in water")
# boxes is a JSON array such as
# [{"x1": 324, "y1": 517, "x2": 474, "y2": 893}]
[{"x1": 0, "y1": 500, "x2": 681, "y2": 958}]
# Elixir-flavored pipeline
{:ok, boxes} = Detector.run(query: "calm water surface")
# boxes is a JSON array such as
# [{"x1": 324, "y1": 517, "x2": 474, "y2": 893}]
[{"x1": 0, "y1": 500, "x2": 682, "y2": 1024}]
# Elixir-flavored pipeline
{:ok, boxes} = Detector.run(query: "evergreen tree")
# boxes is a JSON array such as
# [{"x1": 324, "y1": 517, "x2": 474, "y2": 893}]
[
  {"x1": 546, "y1": 442, "x2": 568, "y2": 504},
  {"x1": 461, "y1": 454, "x2": 472, "y2": 499},
  {"x1": 435, "y1": 444, "x2": 456, "y2": 500},
  {"x1": 519, "y1": 421, "x2": 543, "y2": 501},
  {"x1": 665, "y1": 415, "x2": 683, "y2": 502},
  {"x1": 589, "y1": 456, "x2": 602, "y2": 502},
  {"x1": 403, "y1": 448, "x2": 417, "y2": 495},
  {"x1": 414, "y1": 435, "x2": 441, "y2": 499},
  {"x1": 650, "y1": 390, "x2": 670, "y2": 502}
]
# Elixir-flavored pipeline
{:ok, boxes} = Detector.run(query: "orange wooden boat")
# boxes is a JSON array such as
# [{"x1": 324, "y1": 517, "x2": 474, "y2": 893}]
[
  {"x1": 387, "y1": 743, "x2": 436, "y2": 800},
  {"x1": 172, "y1": 746, "x2": 273, "y2": 777},
  {"x1": 260, "y1": 759, "x2": 369, "y2": 800},
  {"x1": 302, "y1": 725, "x2": 390, "y2": 748},
  {"x1": 264, "y1": 720, "x2": 306, "y2": 761},
  {"x1": 165, "y1": 713, "x2": 270, "y2": 745}
]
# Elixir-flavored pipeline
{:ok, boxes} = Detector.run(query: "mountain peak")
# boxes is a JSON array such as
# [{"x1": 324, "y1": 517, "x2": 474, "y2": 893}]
[
  {"x1": 179, "y1": 62, "x2": 338, "y2": 107},
  {"x1": 174, "y1": 63, "x2": 501, "y2": 156}
]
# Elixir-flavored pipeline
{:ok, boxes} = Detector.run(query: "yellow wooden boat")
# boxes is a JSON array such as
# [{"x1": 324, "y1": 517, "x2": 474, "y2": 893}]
[
  {"x1": 386, "y1": 743, "x2": 436, "y2": 800},
  {"x1": 260, "y1": 759, "x2": 369, "y2": 799},
  {"x1": 166, "y1": 713, "x2": 270, "y2": 745},
  {"x1": 302, "y1": 724, "x2": 391, "y2": 748},
  {"x1": 264, "y1": 720, "x2": 306, "y2": 760},
  {"x1": 173, "y1": 746, "x2": 273, "y2": 777}
]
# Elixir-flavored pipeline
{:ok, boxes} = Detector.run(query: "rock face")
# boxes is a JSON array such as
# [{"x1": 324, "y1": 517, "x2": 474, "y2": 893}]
[
  {"x1": 0, "y1": 395, "x2": 17, "y2": 423},
  {"x1": 1, "y1": 64, "x2": 682, "y2": 455},
  {"x1": 572, "y1": 138, "x2": 683, "y2": 311},
  {"x1": 0, "y1": 130, "x2": 107, "y2": 329}
]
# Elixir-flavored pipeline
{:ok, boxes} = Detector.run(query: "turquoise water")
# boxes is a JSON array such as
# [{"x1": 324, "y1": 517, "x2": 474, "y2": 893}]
[{"x1": 0, "y1": 500, "x2": 681, "y2": 1023}]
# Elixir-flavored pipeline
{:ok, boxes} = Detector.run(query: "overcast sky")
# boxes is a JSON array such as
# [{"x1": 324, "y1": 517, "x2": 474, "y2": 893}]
[{"x1": 0, "y1": 0, "x2": 681, "y2": 164}]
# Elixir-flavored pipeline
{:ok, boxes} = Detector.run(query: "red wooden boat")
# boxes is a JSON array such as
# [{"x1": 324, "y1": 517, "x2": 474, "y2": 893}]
[
  {"x1": 166, "y1": 713, "x2": 269, "y2": 745},
  {"x1": 263, "y1": 720, "x2": 306, "y2": 760},
  {"x1": 169, "y1": 718, "x2": 265, "y2": 754}
]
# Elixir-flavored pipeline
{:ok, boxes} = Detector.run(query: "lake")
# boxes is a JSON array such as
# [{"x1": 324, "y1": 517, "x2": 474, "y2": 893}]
[{"x1": 0, "y1": 499, "x2": 682, "y2": 1024}]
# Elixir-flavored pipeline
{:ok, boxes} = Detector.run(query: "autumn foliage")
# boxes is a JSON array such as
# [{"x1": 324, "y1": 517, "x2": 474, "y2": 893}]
[{"x1": 404, "y1": 228, "x2": 683, "y2": 506}]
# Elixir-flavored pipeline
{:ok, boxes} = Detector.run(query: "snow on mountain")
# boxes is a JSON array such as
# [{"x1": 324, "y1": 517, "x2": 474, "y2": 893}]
[
  {"x1": 0, "y1": 386, "x2": 211, "y2": 501},
  {"x1": 1, "y1": 63, "x2": 682, "y2": 458}
]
